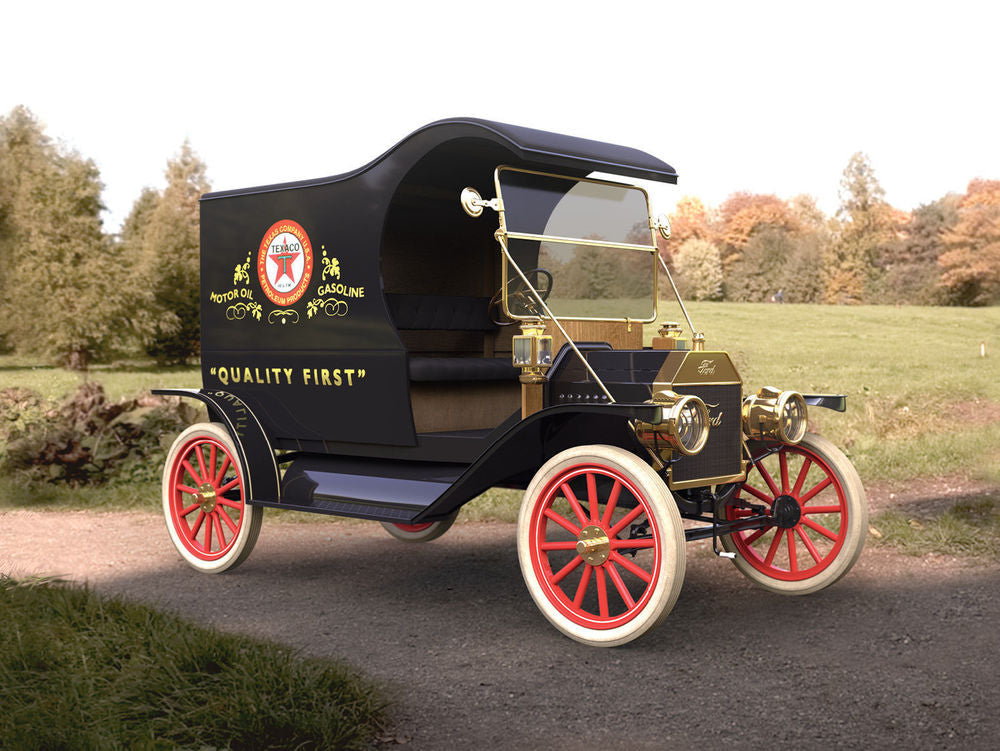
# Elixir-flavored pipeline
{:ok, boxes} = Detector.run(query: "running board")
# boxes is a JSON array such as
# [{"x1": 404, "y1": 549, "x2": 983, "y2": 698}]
[{"x1": 255, "y1": 454, "x2": 468, "y2": 523}]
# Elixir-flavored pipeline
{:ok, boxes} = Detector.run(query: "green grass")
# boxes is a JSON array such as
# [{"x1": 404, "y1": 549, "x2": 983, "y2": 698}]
[
  {"x1": 869, "y1": 495, "x2": 1000, "y2": 559},
  {"x1": 0, "y1": 358, "x2": 200, "y2": 402},
  {"x1": 0, "y1": 478, "x2": 161, "y2": 511},
  {"x1": 0, "y1": 574, "x2": 385, "y2": 750}
]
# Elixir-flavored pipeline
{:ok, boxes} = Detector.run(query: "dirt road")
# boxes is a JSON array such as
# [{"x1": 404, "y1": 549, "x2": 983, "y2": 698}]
[{"x1": 1, "y1": 508, "x2": 998, "y2": 749}]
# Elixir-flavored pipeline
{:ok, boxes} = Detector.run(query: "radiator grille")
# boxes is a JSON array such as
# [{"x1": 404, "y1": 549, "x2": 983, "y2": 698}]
[{"x1": 670, "y1": 384, "x2": 743, "y2": 485}]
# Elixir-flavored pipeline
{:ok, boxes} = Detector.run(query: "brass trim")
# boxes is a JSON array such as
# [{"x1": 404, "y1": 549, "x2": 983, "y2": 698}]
[
  {"x1": 505, "y1": 231, "x2": 656, "y2": 253},
  {"x1": 494, "y1": 166, "x2": 658, "y2": 324},
  {"x1": 197, "y1": 482, "x2": 218, "y2": 512},
  {"x1": 577, "y1": 525, "x2": 611, "y2": 566},
  {"x1": 656, "y1": 252, "x2": 698, "y2": 338}
]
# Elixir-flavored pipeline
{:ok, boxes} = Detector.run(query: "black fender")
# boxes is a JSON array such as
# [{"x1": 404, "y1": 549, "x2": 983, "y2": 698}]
[
  {"x1": 412, "y1": 402, "x2": 661, "y2": 522},
  {"x1": 152, "y1": 388, "x2": 280, "y2": 503},
  {"x1": 803, "y1": 394, "x2": 847, "y2": 412}
]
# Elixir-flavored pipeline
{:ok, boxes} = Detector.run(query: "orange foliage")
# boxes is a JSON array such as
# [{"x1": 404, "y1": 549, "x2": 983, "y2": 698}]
[
  {"x1": 668, "y1": 195, "x2": 711, "y2": 245},
  {"x1": 716, "y1": 192, "x2": 800, "y2": 268},
  {"x1": 938, "y1": 179, "x2": 1000, "y2": 305}
]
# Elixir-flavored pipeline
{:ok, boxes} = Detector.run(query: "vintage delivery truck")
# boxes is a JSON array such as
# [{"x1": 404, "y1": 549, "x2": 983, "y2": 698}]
[{"x1": 156, "y1": 118, "x2": 867, "y2": 646}]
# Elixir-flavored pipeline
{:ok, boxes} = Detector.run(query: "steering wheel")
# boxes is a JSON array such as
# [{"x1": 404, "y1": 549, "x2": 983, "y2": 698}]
[{"x1": 489, "y1": 267, "x2": 553, "y2": 325}]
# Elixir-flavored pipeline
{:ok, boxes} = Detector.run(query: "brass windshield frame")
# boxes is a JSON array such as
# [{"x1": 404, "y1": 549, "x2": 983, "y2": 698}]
[{"x1": 493, "y1": 166, "x2": 659, "y2": 323}]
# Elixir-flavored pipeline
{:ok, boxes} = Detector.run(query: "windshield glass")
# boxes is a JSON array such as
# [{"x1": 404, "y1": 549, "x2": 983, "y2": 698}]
[{"x1": 496, "y1": 168, "x2": 657, "y2": 321}]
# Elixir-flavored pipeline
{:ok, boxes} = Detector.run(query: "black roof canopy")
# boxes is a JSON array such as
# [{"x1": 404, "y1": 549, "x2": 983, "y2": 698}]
[{"x1": 203, "y1": 117, "x2": 678, "y2": 201}]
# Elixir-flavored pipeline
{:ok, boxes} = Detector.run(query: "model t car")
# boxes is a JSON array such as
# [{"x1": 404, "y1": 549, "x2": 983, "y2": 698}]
[{"x1": 156, "y1": 118, "x2": 867, "y2": 647}]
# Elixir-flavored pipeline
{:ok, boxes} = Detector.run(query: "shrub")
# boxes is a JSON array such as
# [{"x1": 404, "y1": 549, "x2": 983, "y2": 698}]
[{"x1": 0, "y1": 383, "x2": 196, "y2": 485}]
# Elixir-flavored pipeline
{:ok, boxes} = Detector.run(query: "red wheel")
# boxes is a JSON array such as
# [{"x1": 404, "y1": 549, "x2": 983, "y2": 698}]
[
  {"x1": 162, "y1": 423, "x2": 262, "y2": 573},
  {"x1": 380, "y1": 510, "x2": 459, "y2": 542},
  {"x1": 722, "y1": 432, "x2": 867, "y2": 594},
  {"x1": 518, "y1": 445, "x2": 685, "y2": 647}
]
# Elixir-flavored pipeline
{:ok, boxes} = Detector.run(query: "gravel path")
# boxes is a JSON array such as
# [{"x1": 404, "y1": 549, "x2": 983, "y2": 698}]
[{"x1": 2, "y1": 508, "x2": 998, "y2": 749}]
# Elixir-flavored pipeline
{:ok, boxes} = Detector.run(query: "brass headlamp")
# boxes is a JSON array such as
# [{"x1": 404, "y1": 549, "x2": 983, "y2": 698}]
[
  {"x1": 634, "y1": 390, "x2": 711, "y2": 459},
  {"x1": 742, "y1": 387, "x2": 808, "y2": 444}
]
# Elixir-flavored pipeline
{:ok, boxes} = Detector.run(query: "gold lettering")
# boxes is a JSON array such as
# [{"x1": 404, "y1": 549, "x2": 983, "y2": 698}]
[
  {"x1": 333, "y1": 369, "x2": 342, "y2": 386},
  {"x1": 303, "y1": 368, "x2": 311, "y2": 385},
  {"x1": 283, "y1": 368, "x2": 293, "y2": 384},
  {"x1": 320, "y1": 369, "x2": 332, "y2": 386},
  {"x1": 243, "y1": 368, "x2": 253, "y2": 384},
  {"x1": 217, "y1": 367, "x2": 229, "y2": 385},
  {"x1": 344, "y1": 368, "x2": 355, "y2": 386}
]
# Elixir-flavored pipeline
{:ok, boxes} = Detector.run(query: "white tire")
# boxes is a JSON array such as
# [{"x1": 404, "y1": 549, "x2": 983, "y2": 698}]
[
  {"x1": 162, "y1": 422, "x2": 262, "y2": 573},
  {"x1": 517, "y1": 445, "x2": 685, "y2": 647},
  {"x1": 721, "y1": 432, "x2": 867, "y2": 595}
]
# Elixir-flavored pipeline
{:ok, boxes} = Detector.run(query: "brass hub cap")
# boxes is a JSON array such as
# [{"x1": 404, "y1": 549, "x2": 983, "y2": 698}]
[
  {"x1": 196, "y1": 482, "x2": 218, "y2": 513},
  {"x1": 576, "y1": 525, "x2": 611, "y2": 566}
]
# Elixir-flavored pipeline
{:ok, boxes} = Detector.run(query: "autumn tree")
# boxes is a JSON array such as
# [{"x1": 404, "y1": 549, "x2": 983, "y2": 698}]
[
  {"x1": 716, "y1": 192, "x2": 800, "y2": 270},
  {"x1": 824, "y1": 152, "x2": 897, "y2": 304},
  {"x1": 0, "y1": 106, "x2": 130, "y2": 368},
  {"x1": 672, "y1": 238, "x2": 724, "y2": 301},
  {"x1": 668, "y1": 196, "x2": 712, "y2": 246},
  {"x1": 129, "y1": 142, "x2": 211, "y2": 363},
  {"x1": 937, "y1": 179, "x2": 1000, "y2": 305}
]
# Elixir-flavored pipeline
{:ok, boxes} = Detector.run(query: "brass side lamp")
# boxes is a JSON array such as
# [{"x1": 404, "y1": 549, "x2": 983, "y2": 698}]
[{"x1": 513, "y1": 319, "x2": 552, "y2": 417}]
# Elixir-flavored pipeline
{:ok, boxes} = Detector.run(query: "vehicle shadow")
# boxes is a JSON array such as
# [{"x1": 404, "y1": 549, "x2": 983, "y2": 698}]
[{"x1": 104, "y1": 525, "x2": 999, "y2": 751}]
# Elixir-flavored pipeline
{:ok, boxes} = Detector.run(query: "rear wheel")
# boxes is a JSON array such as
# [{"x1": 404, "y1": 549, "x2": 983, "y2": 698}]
[
  {"x1": 517, "y1": 445, "x2": 685, "y2": 647},
  {"x1": 162, "y1": 423, "x2": 262, "y2": 573},
  {"x1": 380, "y1": 510, "x2": 459, "y2": 542},
  {"x1": 722, "y1": 432, "x2": 867, "y2": 594}
]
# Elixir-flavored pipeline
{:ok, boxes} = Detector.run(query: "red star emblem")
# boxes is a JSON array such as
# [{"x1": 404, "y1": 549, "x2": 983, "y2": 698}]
[{"x1": 269, "y1": 235, "x2": 300, "y2": 282}]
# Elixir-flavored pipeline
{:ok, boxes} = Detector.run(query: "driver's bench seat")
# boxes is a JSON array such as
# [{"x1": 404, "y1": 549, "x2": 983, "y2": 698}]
[
  {"x1": 386, "y1": 293, "x2": 521, "y2": 433},
  {"x1": 386, "y1": 294, "x2": 518, "y2": 382}
]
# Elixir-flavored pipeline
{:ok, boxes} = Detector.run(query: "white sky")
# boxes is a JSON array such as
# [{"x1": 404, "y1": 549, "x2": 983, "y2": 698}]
[{"x1": 3, "y1": 1, "x2": 998, "y2": 232}]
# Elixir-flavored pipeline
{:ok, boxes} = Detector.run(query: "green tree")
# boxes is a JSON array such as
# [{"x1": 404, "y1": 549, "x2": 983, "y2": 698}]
[
  {"x1": 824, "y1": 152, "x2": 896, "y2": 304},
  {"x1": 132, "y1": 142, "x2": 210, "y2": 364},
  {"x1": 881, "y1": 195, "x2": 959, "y2": 304},
  {"x1": 673, "y1": 238, "x2": 723, "y2": 301},
  {"x1": 0, "y1": 106, "x2": 129, "y2": 368},
  {"x1": 726, "y1": 226, "x2": 824, "y2": 303}
]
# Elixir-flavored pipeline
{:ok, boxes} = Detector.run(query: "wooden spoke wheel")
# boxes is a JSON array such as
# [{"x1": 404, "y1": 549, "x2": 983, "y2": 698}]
[
  {"x1": 162, "y1": 423, "x2": 263, "y2": 573},
  {"x1": 381, "y1": 510, "x2": 459, "y2": 542},
  {"x1": 722, "y1": 432, "x2": 867, "y2": 595},
  {"x1": 518, "y1": 445, "x2": 685, "y2": 647}
]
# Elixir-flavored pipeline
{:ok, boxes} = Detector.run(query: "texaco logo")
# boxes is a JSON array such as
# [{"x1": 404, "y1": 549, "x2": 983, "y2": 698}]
[{"x1": 257, "y1": 220, "x2": 314, "y2": 307}]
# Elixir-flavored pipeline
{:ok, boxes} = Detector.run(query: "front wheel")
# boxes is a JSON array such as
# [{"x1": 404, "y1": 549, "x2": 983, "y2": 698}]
[
  {"x1": 721, "y1": 432, "x2": 867, "y2": 595},
  {"x1": 162, "y1": 422, "x2": 263, "y2": 573},
  {"x1": 517, "y1": 445, "x2": 685, "y2": 647}
]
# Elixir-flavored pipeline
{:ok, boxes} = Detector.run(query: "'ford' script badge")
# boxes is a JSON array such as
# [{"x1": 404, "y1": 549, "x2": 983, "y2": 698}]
[
  {"x1": 705, "y1": 402, "x2": 723, "y2": 427},
  {"x1": 697, "y1": 359, "x2": 717, "y2": 375}
]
